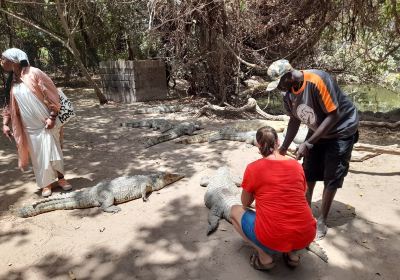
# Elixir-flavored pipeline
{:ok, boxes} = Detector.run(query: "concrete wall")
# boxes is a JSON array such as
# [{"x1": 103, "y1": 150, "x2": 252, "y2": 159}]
[{"x1": 99, "y1": 60, "x2": 167, "y2": 103}]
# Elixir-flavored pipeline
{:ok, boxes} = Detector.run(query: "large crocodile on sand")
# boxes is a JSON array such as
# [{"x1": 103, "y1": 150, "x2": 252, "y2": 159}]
[
  {"x1": 120, "y1": 118, "x2": 174, "y2": 133},
  {"x1": 201, "y1": 166, "x2": 328, "y2": 263},
  {"x1": 145, "y1": 121, "x2": 201, "y2": 148},
  {"x1": 132, "y1": 105, "x2": 185, "y2": 114},
  {"x1": 208, "y1": 131, "x2": 257, "y2": 145},
  {"x1": 179, "y1": 124, "x2": 309, "y2": 155},
  {"x1": 176, "y1": 120, "x2": 286, "y2": 144},
  {"x1": 18, "y1": 172, "x2": 184, "y2": 218}
]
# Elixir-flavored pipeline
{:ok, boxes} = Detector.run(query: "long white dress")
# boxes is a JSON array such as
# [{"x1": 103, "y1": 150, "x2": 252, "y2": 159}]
[{"x1": 13, "y1": 82, "x2": 64, "y2": 188}]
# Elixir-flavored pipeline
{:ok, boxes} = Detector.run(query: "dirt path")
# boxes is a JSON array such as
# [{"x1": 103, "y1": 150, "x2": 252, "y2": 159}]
[{"x1": 1, "y1": 89, "x2": 399, "y2": 280}]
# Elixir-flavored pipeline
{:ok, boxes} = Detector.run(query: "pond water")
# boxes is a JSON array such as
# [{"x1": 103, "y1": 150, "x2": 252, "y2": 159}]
[
  {"x1": 341, "y1": 84, "x2": 400, "y2": 113},
  {"x1": 257, "y1": 84, "x2": 400, "y2": 114}
]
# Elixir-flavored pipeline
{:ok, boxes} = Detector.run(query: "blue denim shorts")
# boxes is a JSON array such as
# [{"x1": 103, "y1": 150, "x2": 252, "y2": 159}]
[{"x1": 241, "y1": 210, "x2": 278, "y2": 255}]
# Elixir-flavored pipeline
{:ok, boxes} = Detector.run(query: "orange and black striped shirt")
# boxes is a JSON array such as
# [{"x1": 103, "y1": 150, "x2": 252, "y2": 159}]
[{"x1": 283, "y1": 70, "x2": 359, "y2": 139}]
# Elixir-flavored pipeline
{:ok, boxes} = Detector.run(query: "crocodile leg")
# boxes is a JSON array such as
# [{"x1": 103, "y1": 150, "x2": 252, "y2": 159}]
[
  {"x1": 207, "y1": 206, "x2": 222, "y2": 235},
  {"x1": 98, "y1": 191, "x2": 121, "y2": 213},
  {"x1": 141, "y1": 183, "x2": 150, "y2": 202}
]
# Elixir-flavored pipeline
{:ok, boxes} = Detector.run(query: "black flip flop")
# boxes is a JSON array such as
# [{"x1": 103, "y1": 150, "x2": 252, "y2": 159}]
[
  {"x1": 282, "y1": 253, "x2": 300, "y2": 269},
  {"x1": 250, "y1": 253, "x2": 276, "y2": 271}
]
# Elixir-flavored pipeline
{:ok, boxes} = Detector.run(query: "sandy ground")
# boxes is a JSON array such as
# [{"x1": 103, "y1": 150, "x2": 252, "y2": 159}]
[{"x1": 0, "y1": 89, "x2": 399, "y2": 280}]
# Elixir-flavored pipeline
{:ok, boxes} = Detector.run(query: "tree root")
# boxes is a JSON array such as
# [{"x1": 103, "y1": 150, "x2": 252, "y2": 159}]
[{"x1": 195, "y1": 98, "x2": 289, "y2": 121}]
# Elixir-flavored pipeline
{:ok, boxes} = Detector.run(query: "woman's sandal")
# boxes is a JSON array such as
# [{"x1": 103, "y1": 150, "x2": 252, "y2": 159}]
[
  {"x1": 58, "y1": 178, "x2": 72, "y2": 191},
  {"x1": 250, "y1": 253, "x2": 276, "y2": 271},
  {"x1": 282, "y1": 253, "x2": 300, "y2": 268},
  {"x1": 42, "y1": 185, "x2": 52, "y2": 197}
]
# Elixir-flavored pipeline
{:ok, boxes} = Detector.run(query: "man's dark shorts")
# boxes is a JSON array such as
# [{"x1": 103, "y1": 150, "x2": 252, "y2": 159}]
[{"x1": 303, "y1": 131, "x2": 358, "y2": 190}]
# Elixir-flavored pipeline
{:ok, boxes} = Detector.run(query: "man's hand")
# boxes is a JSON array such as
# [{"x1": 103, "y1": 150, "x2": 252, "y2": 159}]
[
  {"x1": 296, "y1": 141, "x2": 313, "y2": 160},
  {"x1": 279, "y1": 146, "x2": 288, "y2": 156},
  {"x1": 2, "y1": 124, "x2": 13, "y2": 142},
  {"x1": 45, "y1": 118, "x2": 56, "y2": 129}
]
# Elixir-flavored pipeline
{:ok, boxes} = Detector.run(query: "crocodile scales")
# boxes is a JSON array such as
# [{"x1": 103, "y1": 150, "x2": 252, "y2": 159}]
[
  {"x1": 120, "y1": 118, "x2": 174, "y2": 133},
  {"x1": 132, "y1": 105, "x2": 185, "y2": 114},
  {"x1": 145, "y1": 121, "x2": 201, "y2": 148},
  {"x1": 18, "y1": 172, "x2": 184, "y2": 218},
  {"x1": 201, "y1": 166, "x2": 328, "y2": 263},
  {"x1": 177, "y1": 120, "x2": 286, "y2": 144},
  {"x1": 200, "y1": 166, "x2": 242, "y2": 235}
]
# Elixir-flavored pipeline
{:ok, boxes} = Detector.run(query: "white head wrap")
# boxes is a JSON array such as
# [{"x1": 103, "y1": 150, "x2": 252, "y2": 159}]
[{"x1": 2, "y1": 48, "x2": 29, "y2": 64}]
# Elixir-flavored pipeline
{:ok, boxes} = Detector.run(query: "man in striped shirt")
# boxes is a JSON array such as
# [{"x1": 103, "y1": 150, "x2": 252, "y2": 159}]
[{"x1": 266, "y1": 59, "x2": 359, "y2": 240}]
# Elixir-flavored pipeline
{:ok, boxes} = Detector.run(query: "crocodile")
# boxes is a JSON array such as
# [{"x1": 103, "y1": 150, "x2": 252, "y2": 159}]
[
  {"x1": 208, "y1": 131, "x2": 257, "y2": 145},
  {"x1": 120, "y1": 118, "x2": 174, "y2": 133},
  {"x1": 132, "y1": 105, "x2": 185, "y2": 114},
  {"x1": 207, "y1": 131, "x2": 299, "y2": 151},
  {"x1": 201, "y1": 166, "x2": 328, "y2": 263},
  {"x1": 188, "y1": 125, "x2": 308, "y2": 151},
  {"x1": 283, "y1": 124, "x2": 308, "y2": 144},
  {"x1": 145, "y1": 121, "x2": 202, "y2": 148},
  {"x1": 18, "y1": 172, "x2": 184, "y2": 218},
  {"x1": 200, "y1": 166, "x2": 242, "y2": 235},
  {"x1": 176, "y1": 120, "x2": 286, "y2": 144}
]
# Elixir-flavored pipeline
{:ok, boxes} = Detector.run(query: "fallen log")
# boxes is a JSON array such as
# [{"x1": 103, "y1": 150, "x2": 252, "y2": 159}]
[
  {"x1": 195, "y1": 98, "x2": 289, "y2": 121},
  {"x1": 354, "y1": 143, "x2": 400, "y2": 155},
  {"x1": 359, "y1": 120, "x2": 400, "y2": 129}
]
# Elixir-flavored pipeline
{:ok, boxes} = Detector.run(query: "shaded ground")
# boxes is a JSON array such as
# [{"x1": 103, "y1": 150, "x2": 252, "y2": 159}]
[{"x1": 0, "y1": 89, "x2": 399, "y2": 280}]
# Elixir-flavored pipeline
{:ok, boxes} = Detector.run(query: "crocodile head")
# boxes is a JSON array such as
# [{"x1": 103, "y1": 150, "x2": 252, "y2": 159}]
[{"x1": 162, "y1": 172, "x2": 185, "y2": 185}]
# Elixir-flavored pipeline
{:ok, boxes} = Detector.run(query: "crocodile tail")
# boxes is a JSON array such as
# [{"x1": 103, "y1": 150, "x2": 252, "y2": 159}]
[
  {"x1": 17, "y1": 193, "x2": 88, "y2": 218},
  {"x1": 145, "y1": 133, "x2": 176, "y2": 148},
  {"x1": 207, "y1": 132, "x2": 223, "y2": 143},
  {"x1": 120, "y1": 122, "x2": 140, "y2": 128},
  {"x1": 307, "y1": 241, "x2": 328, "y2": 263},
  {"x1": 177, "y1": 133, "x2": 215, "y2": 144}
]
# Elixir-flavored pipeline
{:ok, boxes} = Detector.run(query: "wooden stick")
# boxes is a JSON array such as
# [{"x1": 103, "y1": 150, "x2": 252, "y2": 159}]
[
  {"x1": 360, "y1": 120, "x2": 400, "y2": 129},
  {"x1": 354, "y1": 143, "x2": 400, "y2": 155}
]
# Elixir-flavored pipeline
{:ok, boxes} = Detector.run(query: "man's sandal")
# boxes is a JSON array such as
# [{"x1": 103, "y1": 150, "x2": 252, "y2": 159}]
[
  {"x1": 250, "y1": 253, "x2": 276, "y2": 271},
  {"x1": 282, "y1": 253, "x2": 300, "y2": 268}
]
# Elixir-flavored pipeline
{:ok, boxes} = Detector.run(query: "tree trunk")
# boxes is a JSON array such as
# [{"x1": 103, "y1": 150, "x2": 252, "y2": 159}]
[
  {"x1": 0, "y1": 5, "x2": 108, "y2": 104},
  {"x1": 0, "y1": 1, "x2": 14, "y2": 47},
  {"x1": 55, "y1": 0, "x2": 107, "y2": 104}
]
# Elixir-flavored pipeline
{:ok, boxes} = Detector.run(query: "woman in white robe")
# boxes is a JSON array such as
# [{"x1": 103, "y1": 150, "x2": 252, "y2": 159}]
[{"x1": 1, "y1": 48, "x2": 72, "y2": 197}]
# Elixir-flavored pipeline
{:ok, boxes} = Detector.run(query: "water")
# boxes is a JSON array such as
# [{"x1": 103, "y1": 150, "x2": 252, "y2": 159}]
[
  {"x1": 341, "y1": 84, "x2": 400, "y2": 113},
  {"x1": 257, "y1": 84, "x2": 400, "y2": 113}
]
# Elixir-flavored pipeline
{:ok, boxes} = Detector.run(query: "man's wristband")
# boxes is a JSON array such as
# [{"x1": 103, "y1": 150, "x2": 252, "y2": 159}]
[{"x1": 304, "y1": 141, "x2": 314, "y2": 149}]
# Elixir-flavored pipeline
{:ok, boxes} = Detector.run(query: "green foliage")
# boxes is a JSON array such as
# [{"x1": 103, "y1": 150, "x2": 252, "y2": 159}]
[
  {"x1": 0, "y1": 0, "x2": 398, "y2": 97},
  {"x1": 314, "y1": 0, "x2": 400, "y2": 91}
]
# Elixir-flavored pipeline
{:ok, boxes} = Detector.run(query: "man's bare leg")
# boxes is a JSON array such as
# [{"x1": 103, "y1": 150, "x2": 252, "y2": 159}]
[
  {"x1": 316, "y1": 186, "x2": 337, "y2": 240},
  {"x1": 306, "y1": 181, "x2": 316, "y2": 207}
]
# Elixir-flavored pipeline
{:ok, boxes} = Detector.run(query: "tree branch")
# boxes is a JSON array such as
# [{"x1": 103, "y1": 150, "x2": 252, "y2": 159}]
[{"x1": 0, "y1": 7, "x2": 73, "y2": 53}]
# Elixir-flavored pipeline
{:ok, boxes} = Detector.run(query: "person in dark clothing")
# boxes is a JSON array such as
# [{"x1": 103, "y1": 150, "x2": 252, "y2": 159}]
[{"x1": 266, "y1": 59, "x2": 359, "y2": 240}]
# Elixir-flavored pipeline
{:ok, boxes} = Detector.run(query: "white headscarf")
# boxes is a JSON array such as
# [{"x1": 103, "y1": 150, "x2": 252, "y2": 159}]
[{"x1": 2, "y1": 48, "x2": 29, "y2": 65}]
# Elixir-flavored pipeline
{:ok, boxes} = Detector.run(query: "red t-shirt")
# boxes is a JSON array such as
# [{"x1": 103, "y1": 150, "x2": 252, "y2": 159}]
[{"x1": 242, "y1": 158, "x2": 316, "y2": 252}]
